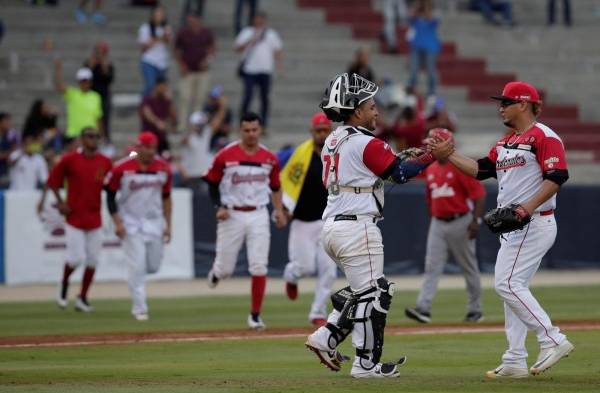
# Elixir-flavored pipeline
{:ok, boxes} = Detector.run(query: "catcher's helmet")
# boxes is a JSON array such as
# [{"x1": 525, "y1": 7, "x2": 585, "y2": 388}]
[{"x1": 320, "y1": 73, "x2": 378, "y2": 122}]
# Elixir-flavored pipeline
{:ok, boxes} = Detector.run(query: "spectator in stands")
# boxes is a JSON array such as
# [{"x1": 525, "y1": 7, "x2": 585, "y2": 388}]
[
  {"x1": 204, "y1": 86, "x2": 233, "y2": 153},
  {"x1": 84, "y1": 41, "x2": 115, "y2": 141},
  {"x1": 391, "y1": 102, "x2": 426, "y2": 151},
  {"x1": 139, "y1": 77, "x2": 177, "y2": 155},
  {"x1": 54, "y1": 61, "x2": 103, "y2": 140},
  {"x1": 235, "y1": 12, "x2": 282, "y2": 129},
  {"x1": 407, "y1": 0, "x2": 440, "y2": 98},
  {"x1": 22, "y1": 99, "x2": 58, "y2": 140},
  {"x1": 0, "y1": 113, "x2": 20, "y2": 189},
  {"x1": 347, "y1": 47, "x2": 376, "y2": 82},
  {"x1": 9, "y1": 135, "x2": 48, "y2": 190},
  {"x1": 234, "y1": 0, "x2": 259, "y2": 35},
  {"x1": 180, "y1": 100, "x2": 226, "y2": 185},
  {"x1": 75, "y1": 0, "x2": 106, "y2": 25},
  {"x1": 175, "y1": 14, "x2": 215, "y2": 133},
  {"x1": 425, "y1": 96, "x2": 457, "y2": 132},
  {"x1": 138, "y1": 6, "x2": 172, "y2": 95},
  {"x1": 469, "y1": 0, "x2": 514, "y2": 27},
  {"x1": 182, "y1": 0, "x2": 205, "y2": 22},
  {"x1": 381, "y1": 0, "x2": 408, "y2": 53},
  {"x1": 548, "y1": 0, "x2": 571, "y2": 27}
]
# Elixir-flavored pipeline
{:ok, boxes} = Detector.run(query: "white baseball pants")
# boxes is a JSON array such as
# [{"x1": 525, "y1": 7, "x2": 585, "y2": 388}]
[
  {"x1": 494, "y1": 213, "x2": 566, "y2": 368},
  {"x1": 283, "y1": 219, "x2": 337, "y2": 320},
  {"x1": 65, "y1": 224, "x2": 102, "y2": 268},
  {"x1": 212, "y1": 208, "x2": 270, "y2": 278},
  {"x1": 122, "y1": 232, "x2": 164, "y2": 316}
]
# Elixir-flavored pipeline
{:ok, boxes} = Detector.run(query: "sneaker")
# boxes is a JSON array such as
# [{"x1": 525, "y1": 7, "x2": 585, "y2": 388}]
[
  {"x1": 57, "y1": 284, "x2": 68, "y2": 309},
  {"x1": 485, "y1": 364, "x2": 528, "y2": 379},
  {"x1": 75, "y1": 8, "x2": 87, "y2": 23},
  {"x1": 405, "y1": 307, "x2": 431, "y2": 323},
  {"x1": 465, "y1": 311, "x2": 484, "y2": 323},
  {"x1": 351, "y1": 357, "x2": 407, "y2": 379},
  {"x1": 247, "y1": 314, "x2": 266, "y2": 330},
  {"x1": 311, "y1": 318, "x2": 327, "y2": 327},
  {"x1": 285, "y1": 282, "x2": 298, "y2": 300},
  {"x1": 530, "y1": 339, "x2": 574, "y2": 375},
  {"x1": 133, "y1": 313, "x2": 149, "y2": 321},
  {"x1": 305, "y1": 335, "x2": 349, "y2": 372},
  {"x1": 74, "y1": 296, "x2": 95, "y2": 312},
  {"x1": 207, "y1": 269, "x2": 219, "y2": 288}
]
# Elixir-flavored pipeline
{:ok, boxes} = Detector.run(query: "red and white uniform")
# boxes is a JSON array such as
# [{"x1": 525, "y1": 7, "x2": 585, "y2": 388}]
[
  {"x1": 105, "y1": 155, "x2": 172, "y2": 316},
  {"x1": 47, "y1": 149, "x2": 112, "y2": 267},
  {"x1": 203, "y1": 142, "x2": 280, "y2": 278},
  {"x1": 485, "y1": 122, "x2": 569, "y2": 369}
]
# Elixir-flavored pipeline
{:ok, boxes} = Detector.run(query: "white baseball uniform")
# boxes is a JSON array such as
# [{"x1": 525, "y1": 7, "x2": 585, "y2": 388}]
[
  {"x1": 203, "y1": 142, "x2": 280, "y2": 278},
  {"x1": 105, "y1": 155, "x2": 172, "y2": 316},
  {"x1": 479, "y1": 122, "x2": 569, "y2": 368}
]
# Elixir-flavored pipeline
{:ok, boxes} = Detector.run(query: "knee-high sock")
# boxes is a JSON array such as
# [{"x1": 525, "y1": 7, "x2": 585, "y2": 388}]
[
  {"x1": 80, "y1": 267, "x2": 96, "y2": 301},
  {"x1": 251, "y1": 275, "x2": 267, "y2": 315},
  {"x1": 61, "y1": 263, "x2": 76, "y2": 298}
]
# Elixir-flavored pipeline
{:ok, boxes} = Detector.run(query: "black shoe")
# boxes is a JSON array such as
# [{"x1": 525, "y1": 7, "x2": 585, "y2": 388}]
[
  {"x1": 464, "y1": 311, "x2": 484, "y2": 323},
  {"x1": 404, "y1": 307, "x2": 431, "y2": 323}
]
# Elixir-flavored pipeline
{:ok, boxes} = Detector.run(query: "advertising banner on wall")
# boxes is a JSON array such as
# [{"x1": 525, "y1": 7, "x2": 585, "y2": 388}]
[{"x1": 4, "y1": 189, "x2": 193, "y2": 285}]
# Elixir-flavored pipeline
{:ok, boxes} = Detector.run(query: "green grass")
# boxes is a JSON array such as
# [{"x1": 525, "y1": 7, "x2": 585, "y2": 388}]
[
  {"x1": 1, "y1": 331, "x2": 599, "y2": 392},
  {"x1": 1, "y1": 284, "x2": 599, "y2": 337},
  {"x1": 1, "y1": 284, "x2": 599, "y2": 392}
]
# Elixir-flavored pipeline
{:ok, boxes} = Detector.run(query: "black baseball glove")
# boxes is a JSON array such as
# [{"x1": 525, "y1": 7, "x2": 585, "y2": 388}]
[{"x1": 483, "y1": 203, "x2": 532, "y2": 234}]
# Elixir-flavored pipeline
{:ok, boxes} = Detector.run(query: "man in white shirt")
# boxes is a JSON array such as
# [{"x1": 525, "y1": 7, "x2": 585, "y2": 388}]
[
  {"x1": 234, "y1": 12, "x2": 282, "y2": 128},
  {"x1": 9, "y1": 136, "x2": 48, "y2": 190}
]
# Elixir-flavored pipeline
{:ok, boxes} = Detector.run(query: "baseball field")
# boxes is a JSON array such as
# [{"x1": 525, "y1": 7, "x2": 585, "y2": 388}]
[{"x1": 1, "y1": 282, "x2": 599, "y2": 393}]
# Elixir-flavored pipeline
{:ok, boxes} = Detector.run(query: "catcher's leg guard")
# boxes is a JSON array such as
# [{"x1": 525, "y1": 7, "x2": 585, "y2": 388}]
[{"x1": 352, "y1": 277, "x2": 395, "y2": 370}]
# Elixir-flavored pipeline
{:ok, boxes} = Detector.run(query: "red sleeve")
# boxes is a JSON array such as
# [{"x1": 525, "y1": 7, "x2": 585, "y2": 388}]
[
  {"x1": 47, "y1": 155, "x2": 68, "y2": 189},
  {"x1": 269, "y1": 158, "x2": 281, "y2": 191},
  {"x1": 163, "y1": 166, "x2": 173, "y2": 195},
  {"x1": 536, "y1": 136, "x2": 568, "y2": 173},
  {"x1": 486, "y1": 143, "x2": 499, "y2": 163},
  {"x1": 464, "y1": 174, "x2": 486, "y2": 200},
  {"x1": 362, "y1": 138, "x2": 397, "y2": 177},
  {"x1": 203, "y1": 151, "x2": 225, "y2": 184},
  {"x1": 104, "y1": 165, "x2": 123, "y2": 192}
]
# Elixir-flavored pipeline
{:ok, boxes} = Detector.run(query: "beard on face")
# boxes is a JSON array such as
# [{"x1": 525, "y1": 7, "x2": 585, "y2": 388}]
[{"x1": 503, "y1": 119, "x2": 514, "y2": 128}]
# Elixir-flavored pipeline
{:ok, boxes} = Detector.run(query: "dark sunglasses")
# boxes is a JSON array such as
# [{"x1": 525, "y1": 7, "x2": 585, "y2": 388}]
[
  {"x1": 499, "y1": 99, "x2": 520, "y2": 108},
  {"x1": 82, "y1": 133, "x2": 101, "y2": 139}
]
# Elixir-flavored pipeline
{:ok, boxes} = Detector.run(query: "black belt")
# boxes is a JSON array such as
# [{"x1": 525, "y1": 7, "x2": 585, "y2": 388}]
[
  {"x1": 334, "y1": 214, "x2": 378, "y2": 223},
  {"x1": 435, "y1": 212, "x2": 468, "y2": 222}
]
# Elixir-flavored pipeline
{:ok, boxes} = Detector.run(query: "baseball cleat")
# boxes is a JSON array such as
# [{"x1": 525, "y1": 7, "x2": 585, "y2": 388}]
[
  {"x1": 285, "y1": 282, "x2": 298, "y2": 300},
  {"x1": 464, "y1": 311, "x2": 485, "y2": 323},
  {"x1": 351, "y1": 357, "x2": 407, "y2": 379},
  {"x1": 304, "y1": 337, "x2": 349, "y2": 372},
  {"x1": 485, "y1": 364, "x2": 528, "y2": 379},
  {"x1": 74, "y1": 296, "x2": 95, "y2": 312},
  {"x1": 247, "y1": 314, "x2": 266, "y2": 330},
  {"x1": 404, "y1": 307, "x2": 431, "y2": 323},
  {"x1": 133, "y1": 313, "x2": 149, "y2": 321},
  {"x1": 207, "y1": 270, "x2": 219, "y2": 289},
  {"x1": 530, "y1": 339, "x2": 574, "y2": 375},
  {"x1": 57, "y1": 293, "x2": 68, "y2": 309}
]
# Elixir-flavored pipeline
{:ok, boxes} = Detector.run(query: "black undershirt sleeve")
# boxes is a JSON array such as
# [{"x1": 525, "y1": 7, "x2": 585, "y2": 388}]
[
  {"x1": 207, "y1": 181, "x2": 222, "y2": 207},
  {"x1": 543, "y1": 169, "x2": 569, "y2": 186},
  {"x1": 105, "y1": 188, "x2": 118, "y2": 214},
  {"x1": 476, "y1": 157, "x2": 497, "y2": 180}
]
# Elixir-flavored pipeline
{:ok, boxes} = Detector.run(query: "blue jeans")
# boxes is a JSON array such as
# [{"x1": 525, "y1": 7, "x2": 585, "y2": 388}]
[
  {"x1": 140, "y1": 61, "x2": 167, "y2": 96},
  {"x1": 408, "y1": 48, "x2": 437, "y2": 96},
  {"x1": 234, "y1": 0, "x2": 258, "y2": 35},
  {"x1": 241, "y1": 73, "x2": 271, "y2": 127}
]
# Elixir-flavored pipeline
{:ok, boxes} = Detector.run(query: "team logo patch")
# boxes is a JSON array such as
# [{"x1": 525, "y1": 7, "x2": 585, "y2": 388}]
[
  {"x1": 544, "y1": 157, "x2": 560, "y2": 165},
  {"x1": 330, "y1": 138, "x2": 338, "y2": 146},
  {"x1": 517, "y1": 144, "x2": 532, "y2": 151},
  {"x1": 529, "y1": 136, "x2": 536, "y2": 143},
  {"x1": 496, "y1": 155, "x2": 526, "y2": 170}
]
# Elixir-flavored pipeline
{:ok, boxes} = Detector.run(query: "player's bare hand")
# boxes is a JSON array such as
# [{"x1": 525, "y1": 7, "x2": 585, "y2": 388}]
[
  {"x1": 467, "y1": 220, "x2": 480, "y2": 239},
  {"x1": 163, "y1": 225, "x2": 172, "y2": 244},
  {"x1": 36, "y1": 200, "x2": 45, "y2": 217},
  {"x1": 273, "y1": 209, "x2": 287, "y2": 229},
  {"x1": 114, "y1": 222, "x2": 127, "y2": 239},
  {"x1": 56, "y1": 202, "x2": 71, "y2": 216},
  {"x1": 430, "y1": 138, "x2": 455, "y2": 161},
  {"x1": 216, "y1": 207, "x2": 230, "y2": 221}
]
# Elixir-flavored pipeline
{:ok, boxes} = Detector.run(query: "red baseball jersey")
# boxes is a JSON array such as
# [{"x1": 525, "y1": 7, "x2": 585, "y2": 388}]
[
  {"x1": 46, "y1": 149, "x2": 113, "y2": 230},
  {"x1": 486, "y1": 122, "x2": 567, "y2": 211},
  {"x1": 425, "y1": 162, "x2": 486, "y2": 218},
  {"x1": 104, "y1": 155, "x2": 172, "y2": 238},
  {"x1": 203, "y1": 142, "x2": 280, "y2": 207}
]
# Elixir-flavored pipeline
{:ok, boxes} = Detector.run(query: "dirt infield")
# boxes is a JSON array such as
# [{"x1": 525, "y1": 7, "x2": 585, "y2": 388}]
[{"x1": 2, "y1": 321, "x2": 599, "y2": 349}]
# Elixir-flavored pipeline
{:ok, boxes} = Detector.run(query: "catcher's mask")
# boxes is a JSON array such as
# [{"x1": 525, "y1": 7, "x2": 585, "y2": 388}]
[{"x1": 320, "y1": 73, "x2": 378, "y2": 122}]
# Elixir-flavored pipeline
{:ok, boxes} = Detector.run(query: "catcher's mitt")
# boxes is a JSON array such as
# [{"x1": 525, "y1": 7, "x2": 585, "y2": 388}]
[
  {"x1": 483, "y1": 203, "x2": 532, "y2": 234},
  {"x1": 397, "y1": 147, "x2": 424, "y2": 161}
]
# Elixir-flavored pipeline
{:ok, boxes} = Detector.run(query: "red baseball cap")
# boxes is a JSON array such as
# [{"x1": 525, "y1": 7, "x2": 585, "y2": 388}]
[
  {"x1": 312, "y1": 112, "x2": 333, "y2": 128},
  {"x1": 491, "y1": 81, "x2": 541, "y2": 103},
  {"x1": 428, "y1": 128, "x2": 454, "y2": 142},
  {"x1": 137, "y1": 131, "x2": 158, "y2": 147}
]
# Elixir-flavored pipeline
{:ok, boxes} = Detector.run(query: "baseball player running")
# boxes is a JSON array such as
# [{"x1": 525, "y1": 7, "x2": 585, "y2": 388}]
[
  {"x1": 430, "y1": 81, "x2": 574, "y2": 378},
  {"x1": 281, "y1": 112, "x2": 338, "y2": 327},
  {"x1": 105, "y1": 132, "x2": 172, "y2": 321},
  {"x1": 305, "y1": 73, "x2": 446, "y2": 378},
  {"x1": 405, "y1": 128, "x2": 486, "y2": 324},
  {"x1": 203, "y1": 112, "x2": 287, "y2": 330},
  {"x1": 45, "y1": 127, "x2": 112, "y2": 312}
]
